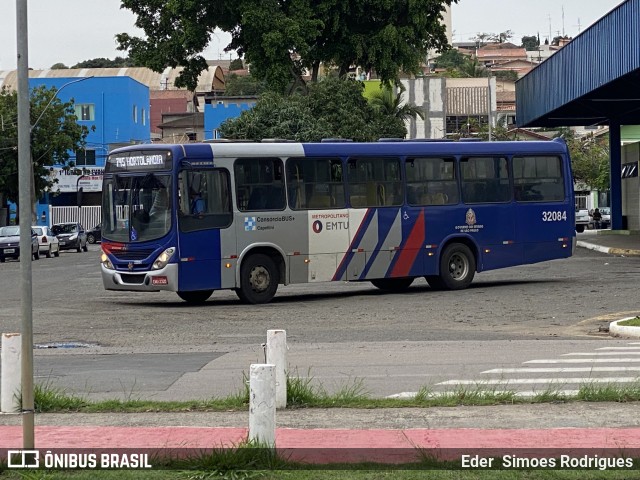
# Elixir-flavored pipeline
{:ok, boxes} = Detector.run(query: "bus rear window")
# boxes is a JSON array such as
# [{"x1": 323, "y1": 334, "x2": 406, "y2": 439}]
[{"x1": 513, "y1": 156, "x2": 565, "y2": 202}]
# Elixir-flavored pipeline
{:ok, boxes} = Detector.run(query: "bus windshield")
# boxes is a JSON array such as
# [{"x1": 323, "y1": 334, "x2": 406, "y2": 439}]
[{"x1": 102, "y1": 173, "x2": 172, "y2": 243}]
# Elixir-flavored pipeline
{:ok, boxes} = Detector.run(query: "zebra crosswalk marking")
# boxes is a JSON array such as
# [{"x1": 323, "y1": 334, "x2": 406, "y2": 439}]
[{"x1": 482, "y1": 366, "x2": 640, "y2": 374}]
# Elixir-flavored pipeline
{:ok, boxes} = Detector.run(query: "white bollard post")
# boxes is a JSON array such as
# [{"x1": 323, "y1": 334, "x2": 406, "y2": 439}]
[
  {"x1": 266, "y1": 329, "x2": 287, "y2": 409},
  {"x1": 248, "y1": 363, "x2": 276, "y2": 446},
  {"x1": 1, "y1": 333, "x2": 22, "y2": 413}
]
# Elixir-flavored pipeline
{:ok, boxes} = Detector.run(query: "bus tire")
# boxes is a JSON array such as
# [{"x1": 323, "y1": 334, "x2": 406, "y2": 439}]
[
  {"x1": 177, "y1": 290, "x2": 213, "y2": 304},
  {"x1": 438, "y1": 243, "x2": 476, "y2": 290},
  {"x1": 237, "y1": 254, "x2": 279, "y2": 304},
  {"x1": 371, "y1": 277, "x2": 414, "y2": 292},
  {"x1": 576, "y1": 225, "x2": 585, "y2": 233}
]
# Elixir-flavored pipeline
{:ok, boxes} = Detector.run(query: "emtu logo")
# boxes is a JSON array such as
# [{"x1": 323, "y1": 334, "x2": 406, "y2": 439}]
[
  {"x1": 8, "y1": 450, "x2": 39, "y2": 468},
  {"x1": 312, "y1": 220, "x2": 323, "y2": 233}
]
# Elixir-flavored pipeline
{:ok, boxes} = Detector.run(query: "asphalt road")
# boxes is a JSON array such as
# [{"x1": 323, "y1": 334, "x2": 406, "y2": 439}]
[
  {"x1": 1, "y1": 245, "x2": 639, "y2": 400},
  {"x1": 0, "y1": 244, "x2": 636, "y2": 348}
]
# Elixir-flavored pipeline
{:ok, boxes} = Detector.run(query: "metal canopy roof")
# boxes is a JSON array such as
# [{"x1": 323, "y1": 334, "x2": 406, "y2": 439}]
[{"x1": 516, "y1": 0, "x2": 640, "y2": 127}]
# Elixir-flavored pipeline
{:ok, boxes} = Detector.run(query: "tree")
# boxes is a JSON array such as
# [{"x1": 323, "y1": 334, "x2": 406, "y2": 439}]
[
  {"x1": 51, "y1": 63, "x2": 69, "y2": 70},
  {"x1": 556, "y1": 129, "x2": 610, "y2": 190},
  {"x1": 71, "y1": 57, "x2": 134, "y2": 68},
  {"x1": 223, "y1": 73, "x2": 265, "y2": 96},
  {"x1": 117, "y1": 0, "x2": 457, "y2": 92},
  {"x1": 521, "y1": 35, "x2": 540, "y2": 51},
  {"x1": 219, "y1": 78, "x2": 406, "y2": 141},
  {"x1": 368, "y1": 85, "x2": 425, "y2": 123},
  {"x1": 434, "y1": 49, "x2": 468, "y2": 69},
  {"x1": 229, "y1": 58, "x2": 244, "y2": 71},
  {"x1": 0, "y1": 86, "x2": 90, "y2": 221},
  {"x1": 490, "y1": 30, "x2": 514, "y2": 44}
]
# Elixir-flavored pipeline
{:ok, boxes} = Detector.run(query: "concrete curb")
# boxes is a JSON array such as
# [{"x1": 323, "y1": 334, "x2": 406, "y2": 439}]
[
  {"x1": 609, "y1": 317, "x2": 640, "y2": 338},
  {"x1": 576, "y1": 241, "x2": 640, "y2": 256}
]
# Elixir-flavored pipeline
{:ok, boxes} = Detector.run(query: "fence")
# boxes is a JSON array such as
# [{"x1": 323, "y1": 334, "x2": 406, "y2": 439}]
[{"x1": 49, "y1": 206, "x2": 101, "y2": 229}]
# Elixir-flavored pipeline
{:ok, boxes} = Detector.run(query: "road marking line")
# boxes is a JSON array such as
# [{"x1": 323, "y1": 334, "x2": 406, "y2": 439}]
[
  {"x1": 436, "y1": 377, "x2": 640, "y2": 386},
  {"x1": 386, "y1": 390, "x2": 580, "y2": 399},
  {"x1": 597, "y1": 347, "x2": 640, "y2": 350},
  {"x1": 526, "y1": 358, "x2": 640, "y2": 364},
  {"x1": 562, "y1": 352, "x2": 640, "y2": 356},
  {"x1": 482, "y1": 366, "x2": 640, "y2": 373}
]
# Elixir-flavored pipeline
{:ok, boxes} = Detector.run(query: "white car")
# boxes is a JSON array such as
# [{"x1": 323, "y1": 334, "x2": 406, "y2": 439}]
[
  {"x1": 575, "y1": 209, "x2": 590, "y2": 233},
  {"x1": 32, "y1": 225, "x2": 60, "y2": 258}
]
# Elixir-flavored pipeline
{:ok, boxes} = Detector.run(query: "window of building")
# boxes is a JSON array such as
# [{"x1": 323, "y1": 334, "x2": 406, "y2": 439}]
[
  {"x1": 74, "y1": 104, "x2": 95, "y2": 121},
  {"x1": 461, "y1": 156, "x2": 511, "y2": 203},
  {"x1": 445, "y1": 115, "x2": 488, "y2": 135},
  {"x1": 347, "y1": 157, "x2": 403, "y2": 207},
  {"x1": 75, "y1": 149, "x2": 96, "y2": 166},
  {"x1": 513, "y1": 156, "x2": 565, "y2": 202},
  {"x1": 406, "y1": 157, "x2": 458, "y2": 205},
  {"x1": 234, "y1": 158, "x2": 286, "y2": 211},
  {"x1": 286, "y1": 157, "x2": 345, "y2": 209}
]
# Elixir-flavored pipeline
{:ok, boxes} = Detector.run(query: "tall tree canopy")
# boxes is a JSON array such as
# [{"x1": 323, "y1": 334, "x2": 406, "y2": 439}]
[
  {"x1": 117, "y1": 0, "x2": 456, "y2": 92},
  {"x1": 219, "y1": 77, "x2": 406, "y2": 141},
  {"x1": 0, "y1": 86, "x2": 90, "y2": 214}
]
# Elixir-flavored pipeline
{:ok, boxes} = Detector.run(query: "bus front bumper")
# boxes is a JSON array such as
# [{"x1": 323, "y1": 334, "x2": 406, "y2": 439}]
[{"x1": 101, "y1": 263, "x2": 179, "y2": 292}]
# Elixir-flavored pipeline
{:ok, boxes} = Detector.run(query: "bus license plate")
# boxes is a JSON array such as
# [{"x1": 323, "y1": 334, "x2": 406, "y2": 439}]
[
  {"x1": 4, "y1": 249, "x2": 15, "y2": 254},
  {"x1": 151, "y1": 276, "x2": 168, "y2": 286}
]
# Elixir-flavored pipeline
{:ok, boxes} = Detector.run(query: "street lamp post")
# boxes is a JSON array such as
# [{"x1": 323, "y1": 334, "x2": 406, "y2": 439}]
[{"x1": 15, "y1": 0, "x2": 92, "y2": 449}]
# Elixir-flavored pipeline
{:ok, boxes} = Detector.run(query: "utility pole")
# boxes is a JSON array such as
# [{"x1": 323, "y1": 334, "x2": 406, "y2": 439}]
[{"x1": 16, "y1": 0, "x2": 34, "y2": 449}]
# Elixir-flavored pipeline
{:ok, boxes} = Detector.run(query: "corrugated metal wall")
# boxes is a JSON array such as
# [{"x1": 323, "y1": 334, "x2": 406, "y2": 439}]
[{"x1": 516, "y1": 0, "x2": 640, "y2": 126}]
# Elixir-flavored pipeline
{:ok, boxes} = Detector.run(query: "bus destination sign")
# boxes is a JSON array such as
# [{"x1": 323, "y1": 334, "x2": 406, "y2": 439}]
[{"x1": 106, "y1": 151, "x2": 172, "y2": 173}]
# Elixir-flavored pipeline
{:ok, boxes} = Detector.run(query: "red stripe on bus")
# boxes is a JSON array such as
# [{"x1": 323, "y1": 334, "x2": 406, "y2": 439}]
[{"x1": 390, "y1": 210, "x2": 425, "y2": 277}]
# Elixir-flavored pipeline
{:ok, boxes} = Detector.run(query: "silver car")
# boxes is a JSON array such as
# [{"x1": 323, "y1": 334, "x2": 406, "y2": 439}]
[{"x1": 32, "y1": 225, "x2": 60, "y2": 258}]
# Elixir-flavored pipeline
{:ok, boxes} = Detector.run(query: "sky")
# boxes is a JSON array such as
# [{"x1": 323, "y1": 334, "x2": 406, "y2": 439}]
[{"x1": 0, "y1": 0, "x2": 626, "y2": 72}]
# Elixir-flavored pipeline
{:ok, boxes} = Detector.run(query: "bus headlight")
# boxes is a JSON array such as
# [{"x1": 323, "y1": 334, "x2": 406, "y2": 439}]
[
  {"x1": 152, "y1": 247, "x2": 175, "y2": 270},
  {"x1": 101, "y1": 252, "x2": 114, "y2": 270}
]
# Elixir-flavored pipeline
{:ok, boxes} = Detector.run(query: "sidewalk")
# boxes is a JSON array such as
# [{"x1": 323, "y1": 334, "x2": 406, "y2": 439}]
[
  {"x1": 576, "y1": 229, "x2": 640, "y2": 256},
  {"x1": 2, "y1": 403, "x2": 640, "y2": 465}
]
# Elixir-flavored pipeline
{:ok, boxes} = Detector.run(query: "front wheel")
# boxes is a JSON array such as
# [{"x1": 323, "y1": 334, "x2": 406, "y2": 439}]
[
  {"x1": 371, "y1": 277, "x2": 414, "y2": 292},
  {"x1": 177, "y1": 290, "x2": 214, "y2": 304},
  {"x1": 87, "y1": 234, "x2": 95, "y2": 244},
  {"x1": 83, "y1": 241, "x2": 89, "y2": 252},
  {"x1": 437, "y1": 243, "x2": 476, "y2": 290},
  {"x1": 236, "y1": 254, "x2": 279, "y2": 304}
]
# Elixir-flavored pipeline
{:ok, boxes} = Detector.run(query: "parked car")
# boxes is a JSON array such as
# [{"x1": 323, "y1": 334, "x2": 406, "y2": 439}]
[
  {"x1": 0, "y1": 226, "x2": 40, "y2": 262},
  {"x1": 32, "y1": 225, "x2": 60, "y2": 258},
  {"x1": 51, "y1": 222, "x2": 88, "y2": 252},
  {"x1": 86, "y1": 223, "x2": 102, "y2": 244},
  {"x1": 575, "y1": 208, "x2": 590, "y2": 233}
]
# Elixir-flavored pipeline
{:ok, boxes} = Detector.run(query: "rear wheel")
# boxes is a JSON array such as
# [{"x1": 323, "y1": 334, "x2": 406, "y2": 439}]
[
  {"x1": 371, "y1": 277, "x2": 414, "y2": 292},
  {"x1": 33, "y1": 249, "x2": 39, "y2": 260},
  {"x1": 54, "y1": 246, "x2": 60, "y2": 258},
  {"x1": 437, "y1": 243, "x2": 475, "y2": 290},
  {"x1": 46, "y1": 246, "x2": 52, "y2": 258},
  {"x1": 177, "y1": 290, "x2": 213, "y2": 304},
  {"x1": 576, "y1": 225, "x2": 585, "y2": 233},
  {"x1": 236, "y1": 254, "x2": 279, "y2": 304}
]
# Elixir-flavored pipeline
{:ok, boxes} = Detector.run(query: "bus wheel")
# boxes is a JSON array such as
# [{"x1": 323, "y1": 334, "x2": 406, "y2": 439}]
[
  {"x1": 438, "y1": 243, "x2": 476, "y2": 290},
  {"x1": 371, "y1": 277, "x2": 414, "y2": 292},
  {"x1": 177, "y1": 290, "x2": 213, "y2": 304},
  {"x1": 237, "y1": 254, "x2": 279, "y2": 304}
]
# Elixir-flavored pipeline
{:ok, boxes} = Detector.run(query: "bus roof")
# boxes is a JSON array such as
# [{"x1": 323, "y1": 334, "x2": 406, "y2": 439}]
[{"x1": 108, "y1": 138, "x2": 569, "y2": 163}]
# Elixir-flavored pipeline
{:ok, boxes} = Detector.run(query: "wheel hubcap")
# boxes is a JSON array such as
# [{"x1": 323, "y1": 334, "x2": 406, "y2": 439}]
[
  {"x1": 449, "y1": 254, "x2": 468, "y2": 280},
  {"x1": 249, "y1": 266, "x2": 270, "y2": 292}
]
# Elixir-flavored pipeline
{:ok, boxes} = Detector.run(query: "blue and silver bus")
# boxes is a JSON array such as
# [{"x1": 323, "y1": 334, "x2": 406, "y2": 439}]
[{"x1": 100, "y1": 139, "x2": 575, "y2": 304}]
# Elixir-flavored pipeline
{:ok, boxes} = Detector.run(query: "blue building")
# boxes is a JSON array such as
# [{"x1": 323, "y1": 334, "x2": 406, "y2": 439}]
[
  {"x1": 25, "y1": 76, "x2": 150, "y2": 225},
  {"x1": 203, "y1": 95, "x2": 257, "y2": 140}
]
